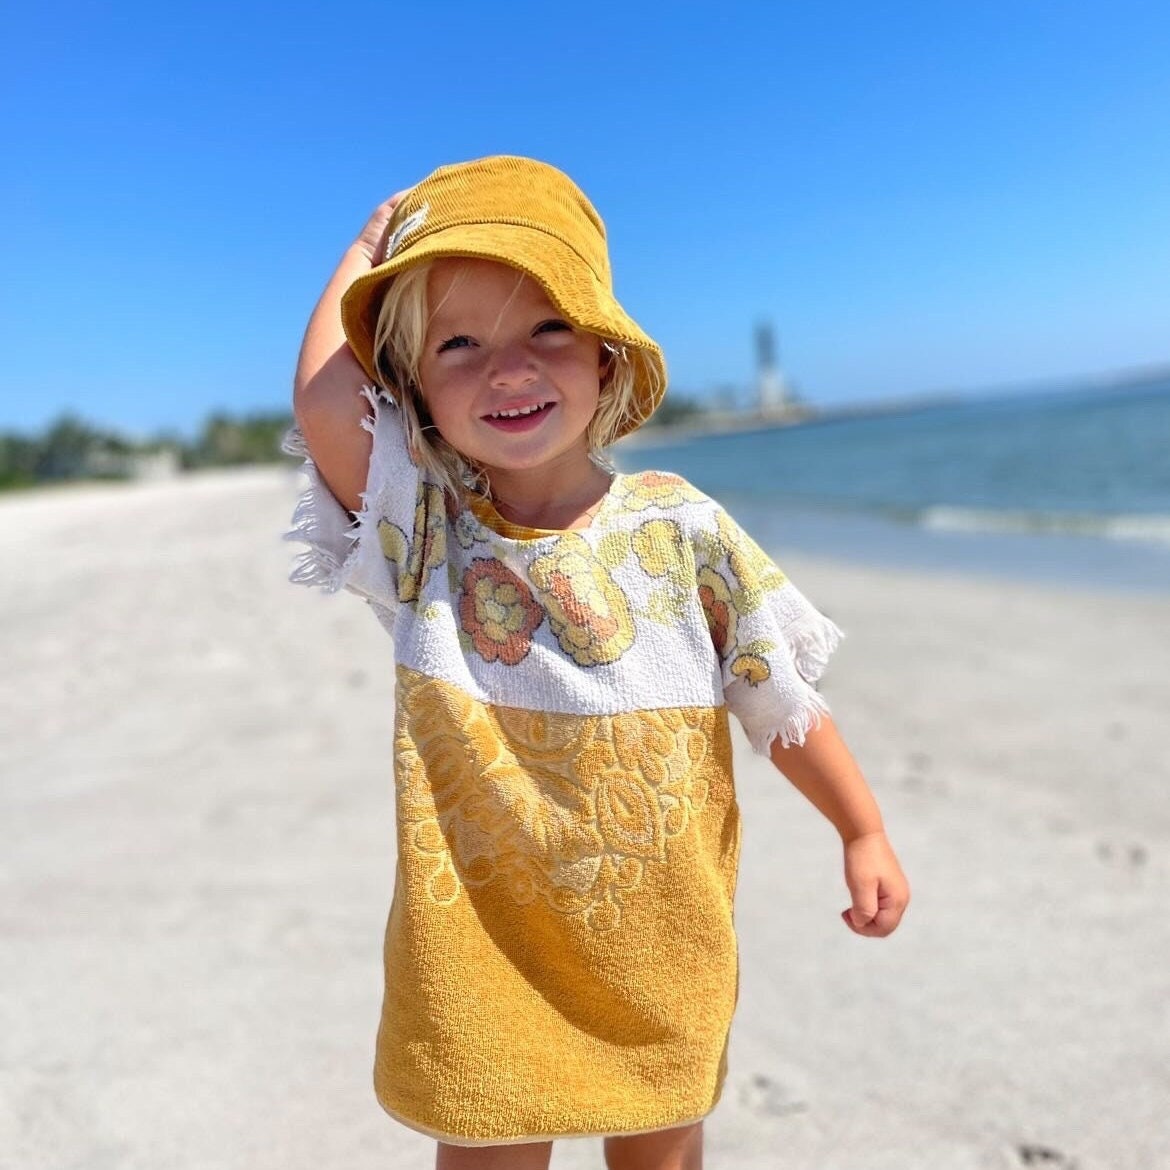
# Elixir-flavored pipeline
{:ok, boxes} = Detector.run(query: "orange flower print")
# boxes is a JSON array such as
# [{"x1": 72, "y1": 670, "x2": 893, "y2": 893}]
[
  {"x1": 618, "y1": 470, "x2": 705, "y2": 512},
  {"x1": 529, "y1": 534, "x2": 635, "y2": 667},
  {"x1": 459, "y1": 558, "x2": 544, "y2": 666},
  {"x1": 697, "y1": 566, "x2": 737, "y2": 658}
]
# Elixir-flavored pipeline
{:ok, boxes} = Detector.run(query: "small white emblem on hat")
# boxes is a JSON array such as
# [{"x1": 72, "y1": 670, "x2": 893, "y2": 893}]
[{"x1": 386, "y1": 203, "x2": 429, "y2": 260}]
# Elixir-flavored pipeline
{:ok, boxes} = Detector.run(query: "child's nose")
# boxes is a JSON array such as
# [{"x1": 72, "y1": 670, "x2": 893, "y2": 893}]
[{"x1": 487, "y1": 343, "x2": 539, "y2": 389}]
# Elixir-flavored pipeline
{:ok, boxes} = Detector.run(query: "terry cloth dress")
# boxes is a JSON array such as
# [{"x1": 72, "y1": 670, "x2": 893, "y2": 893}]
[{"x1": 283, "y1": 386, "x2": 842, "y2": 1146}]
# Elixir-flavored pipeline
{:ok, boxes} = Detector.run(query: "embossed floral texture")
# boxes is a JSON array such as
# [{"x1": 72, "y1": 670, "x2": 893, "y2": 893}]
[
  {"x1": 393, "y1": 669, "x2": 713, "y2": 932},
  {"x1": 528, "y1": 534, "x2": 635, "y2": 667},
  {"x1": 459, "y1": 558, "x2": 544, "y2": 666}
]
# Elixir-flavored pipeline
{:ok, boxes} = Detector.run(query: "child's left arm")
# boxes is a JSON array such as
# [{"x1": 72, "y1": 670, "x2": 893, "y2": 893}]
[{"x1": 769, "y1": 718, "x2": 910, "y2": 938}]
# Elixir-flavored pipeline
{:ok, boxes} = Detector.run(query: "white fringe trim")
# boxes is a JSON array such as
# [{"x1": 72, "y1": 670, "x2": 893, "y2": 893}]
[
  {"x1": 747, "y1": 610, "x2": 844, "y2": 754},
  {"x1": 282, "y1": 454, "x2": 356, "y2": 591},
  {"x1": 281, "y1": 384, "x2": 387, "y2": 593},
  {"x1": 788, "y1": 610, "x2": 843, "y2": 687},
  {"x1": 757, "y1": 687, "x2": 832, "y2": 754}
]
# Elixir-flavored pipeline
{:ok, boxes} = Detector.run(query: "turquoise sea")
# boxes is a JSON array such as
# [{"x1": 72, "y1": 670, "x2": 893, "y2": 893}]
[{"x1": 614, "y1": 376, "x2": 1170, "y2": 593}]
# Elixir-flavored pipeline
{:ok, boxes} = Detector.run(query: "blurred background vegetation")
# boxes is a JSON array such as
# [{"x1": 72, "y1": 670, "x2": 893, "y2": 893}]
[
  {"x1": 0, "y1": 395, "x2": 706, "y2": 492},
  {"x1": 0, "y1": 412, "x2": 295, "y2": 491}
]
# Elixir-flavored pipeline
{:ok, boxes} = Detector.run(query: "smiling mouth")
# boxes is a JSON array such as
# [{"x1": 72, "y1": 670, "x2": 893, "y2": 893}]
[{"x1": 485, "y1": 402, "x2": 554, "y2": 420}]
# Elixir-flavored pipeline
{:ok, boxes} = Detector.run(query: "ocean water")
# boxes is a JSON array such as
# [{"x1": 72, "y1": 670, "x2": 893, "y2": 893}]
[{"x1": 613, "y1": 377, "x2": 1170, "y2": 593}]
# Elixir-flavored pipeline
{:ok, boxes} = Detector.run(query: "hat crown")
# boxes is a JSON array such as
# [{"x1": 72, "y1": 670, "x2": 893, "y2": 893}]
[{"x1": 387, "y1": 155, "x2": 612, "y2": 288}]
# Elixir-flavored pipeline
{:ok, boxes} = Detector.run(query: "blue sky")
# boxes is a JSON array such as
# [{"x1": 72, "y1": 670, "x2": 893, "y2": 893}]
[{"x1": 2, "y1": 1, "x2": 1168, "y2": 437}]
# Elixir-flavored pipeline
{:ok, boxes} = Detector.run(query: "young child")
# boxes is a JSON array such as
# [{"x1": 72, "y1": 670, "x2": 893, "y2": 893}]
[{"x1": 285, "y1": 155, "x2": 909, "y2": 1170}]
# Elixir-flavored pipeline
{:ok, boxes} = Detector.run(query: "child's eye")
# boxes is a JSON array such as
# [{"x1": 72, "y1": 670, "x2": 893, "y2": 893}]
[
  {"x1": 436, "y1": 335, "x2": 473, "y2": 353},
  {"x1": 534, "y1": 319, "x2": 572, "y2": 335}
]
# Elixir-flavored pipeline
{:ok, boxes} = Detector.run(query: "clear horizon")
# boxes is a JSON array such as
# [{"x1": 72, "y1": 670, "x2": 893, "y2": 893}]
[{"x1": 3, "y1": 1, "x2": 1168, "y2": 439}]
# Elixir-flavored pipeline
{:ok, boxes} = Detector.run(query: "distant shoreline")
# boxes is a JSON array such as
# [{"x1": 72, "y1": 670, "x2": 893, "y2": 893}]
[{"x1": 626, "y1": 360, "x2": 1170, "y2": 448}]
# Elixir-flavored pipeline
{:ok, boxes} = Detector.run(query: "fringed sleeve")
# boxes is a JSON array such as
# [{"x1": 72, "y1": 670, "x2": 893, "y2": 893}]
[
  {"x1": 282, "y1": 385, "x2": 417, "y2": 614},
  {"x1": 695, "y1": 504, "x2": 844, "y2": 755}
]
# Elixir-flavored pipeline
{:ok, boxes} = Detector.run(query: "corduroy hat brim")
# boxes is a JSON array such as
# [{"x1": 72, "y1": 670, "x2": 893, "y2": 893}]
[{"x1": 339, "y1": 156, "x2": 667, "y2": 438}]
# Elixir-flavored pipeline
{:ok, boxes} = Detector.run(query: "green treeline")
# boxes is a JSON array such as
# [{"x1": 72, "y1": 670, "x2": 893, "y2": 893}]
[
  {"x1": 0, "y1": 411, "x2": 296, "y2": 491},
  {"x1": 1, "y1": 394, "x2": 705, "y2": 492}
]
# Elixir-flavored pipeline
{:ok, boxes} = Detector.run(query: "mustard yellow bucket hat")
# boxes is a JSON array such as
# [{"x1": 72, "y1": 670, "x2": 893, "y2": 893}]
[{"x1": 340, "y1": 155, "x2": 667, "y2": 437}]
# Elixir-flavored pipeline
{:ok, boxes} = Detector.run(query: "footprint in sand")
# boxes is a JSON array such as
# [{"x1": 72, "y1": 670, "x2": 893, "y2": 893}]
[
  {"x1": 1095, "y1": 840, "x2": 1148, "y2": 868},
  {"x1": 900, "y1": 751, "x2": 947, "y2": 795},
  {"x1": 737, "y1": 1072, "x2": 806, "y2": 1118},
  {"x1": 1015, "y1": 1143, "x2": 1079, "y2": 1168}
]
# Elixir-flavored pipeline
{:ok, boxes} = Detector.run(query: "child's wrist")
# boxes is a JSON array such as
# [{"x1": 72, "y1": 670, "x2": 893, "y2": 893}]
[{"x1": 840, "y1": 823, "x2": 887, "y2": 845}]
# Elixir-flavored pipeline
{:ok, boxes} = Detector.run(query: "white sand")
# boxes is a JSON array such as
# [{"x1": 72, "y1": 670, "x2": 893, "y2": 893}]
[{"x1": 2, "y1": 467, "x2": 1168, "y2": 1170}]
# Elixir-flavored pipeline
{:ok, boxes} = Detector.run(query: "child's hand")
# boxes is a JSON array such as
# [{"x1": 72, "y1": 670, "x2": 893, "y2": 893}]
[
  {"x1": 295, "y1": 188, "x2": 412, "y2": 410},
  {"x1": 292, "y1": 189, "x2": 411, "y2": 512},
  {"x1": 841, "y1": 830, "x2": 909, "y2": 937},
  {"x1": 353, "y1": 190, "x2": 412, "y2": 264}
]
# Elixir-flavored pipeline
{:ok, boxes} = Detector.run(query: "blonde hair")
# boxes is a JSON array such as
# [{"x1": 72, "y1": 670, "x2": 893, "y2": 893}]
[{"x1": 370, "y1": 261, "x2": 661, "y2": 501}]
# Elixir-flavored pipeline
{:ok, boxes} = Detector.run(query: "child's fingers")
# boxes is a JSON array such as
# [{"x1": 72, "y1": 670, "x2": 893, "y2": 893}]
[
  {"x1": 355, "y1": 190, "x2": 413, "y2": 261},
  {"x1": 844, "y1": 869, "x2": 880, "y2": 929},
  {"x1": 841, "y1": 887, "x2": 908, "y2": 937},
  {"x1": 842, "y1": 906, "x2": 903, "y2": 936},
  {"x1": 845, "y1": 888, "x2": 878, "y2": 930}
]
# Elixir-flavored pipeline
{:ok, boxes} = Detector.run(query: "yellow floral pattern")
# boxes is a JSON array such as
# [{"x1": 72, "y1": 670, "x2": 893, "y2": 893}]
[
  {"x1": 616, "y1": 470, "x2": 707, "y2": 512},
  {"x1": 631, "y1": 518, "x2": 682, "y2": 578},
  {"x1": 380, "y1": 481, "x2": 448, "y2": 604},
  {"x1": 730, "y1": 652, "x2": 771, "y2": 685},
  {"x1": 394, "y1": 668, "x2": 714, "y2": 931},
  {"x1": 696, "y1": 508, "x2": 789, "y2": 686},
  {"x1": 377, "y1": 519, "x2": 408, "y2": 580},
  {"x1": 716, "y1": 509, "x2": 787, "y2": 605},
  {"x1": 369, "y1": 458, "x2": 796, "y2": 694},
  {"x1": 528, "y1": 533, "x2": 635, "y2": 667}
]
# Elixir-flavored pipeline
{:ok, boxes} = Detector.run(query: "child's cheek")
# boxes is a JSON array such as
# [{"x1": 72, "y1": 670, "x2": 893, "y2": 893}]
[{"x1": 546, "y1": 337, "x2": 603, "y2": 376}]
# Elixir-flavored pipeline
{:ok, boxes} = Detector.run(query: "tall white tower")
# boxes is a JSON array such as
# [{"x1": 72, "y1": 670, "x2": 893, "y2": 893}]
[{"x1": 755, "y1": 322, "x2": 790, "y2": 415}]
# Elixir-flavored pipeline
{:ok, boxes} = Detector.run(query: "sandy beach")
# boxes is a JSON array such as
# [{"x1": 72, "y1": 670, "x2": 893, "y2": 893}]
[{"x1": 2, "y1": 465, "x2": 1168, "y2": 1170}]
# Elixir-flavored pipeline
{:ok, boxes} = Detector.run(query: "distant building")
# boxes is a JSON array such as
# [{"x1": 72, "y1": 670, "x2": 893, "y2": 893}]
[
  {"x1": 754, "y1": 322, "x2": 792, "y2": 416},
  {"x1": 129, "y1": 449, "x2": 181, "y2": 480},
  {"x1": 81, "y1": 447, "x2": 181, "y2": 481}
]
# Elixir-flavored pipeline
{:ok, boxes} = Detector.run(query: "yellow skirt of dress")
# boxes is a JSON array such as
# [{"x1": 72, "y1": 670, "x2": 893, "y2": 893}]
[{"x1": 373, "y1": 667, "x2": 743, "y2": 1144}]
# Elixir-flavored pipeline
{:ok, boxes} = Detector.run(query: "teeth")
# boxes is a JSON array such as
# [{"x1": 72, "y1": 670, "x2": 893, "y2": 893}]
[{"x1": 490, "y1": 403, "x2": 547, "y2": 419}]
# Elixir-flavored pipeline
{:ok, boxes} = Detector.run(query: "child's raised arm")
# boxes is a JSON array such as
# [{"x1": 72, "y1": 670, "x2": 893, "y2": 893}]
[
  {"x1": 293, "y1": 193, "x2": 408, "y2": 514},
  {"x1": 770, "y1": 718, "x2": 910, "y2": 938}
]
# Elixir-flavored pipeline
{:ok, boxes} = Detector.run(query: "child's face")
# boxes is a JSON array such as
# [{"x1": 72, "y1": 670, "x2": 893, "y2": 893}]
[{"x1": 417, "y1": 258, "x2": 605, "y2": 483}]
